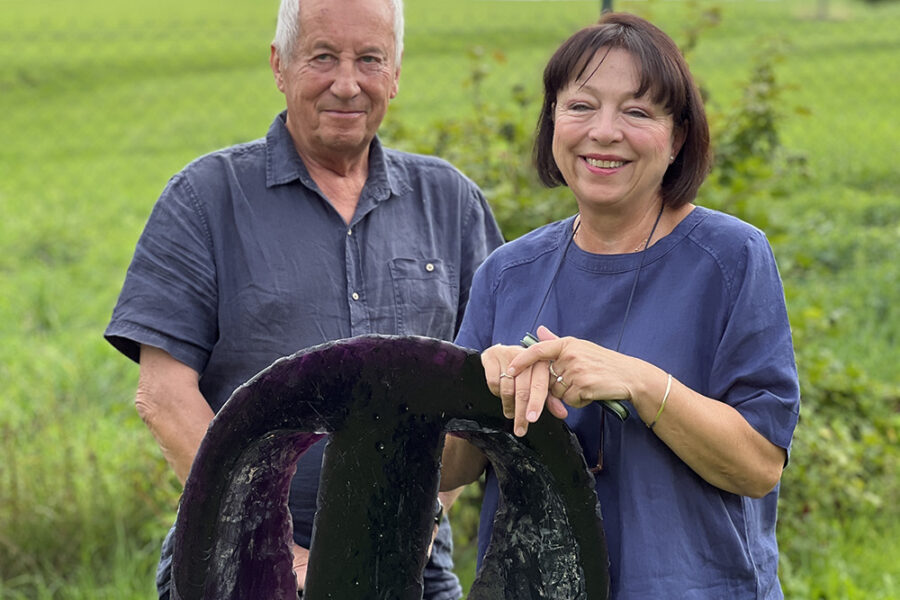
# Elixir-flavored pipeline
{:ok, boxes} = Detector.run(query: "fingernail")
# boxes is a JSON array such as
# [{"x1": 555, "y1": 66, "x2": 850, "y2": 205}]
[
  {"x1": 527, "y1": 411, "x2": 537, "y2": 422},
  {"x1": 507, "y1": 367, "x2": 516, "y2": 376},
  {"x1": 515, "y1": 426, "x2": 525, "y2": 437}
]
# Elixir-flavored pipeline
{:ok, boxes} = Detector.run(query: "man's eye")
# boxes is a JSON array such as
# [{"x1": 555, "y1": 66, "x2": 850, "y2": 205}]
[
  {"x1": 360, "y1": 55, "x2": 382, "y2": 65},
  {"x1": 313, "y1": 54, "x2": 334, "y2": 62}
]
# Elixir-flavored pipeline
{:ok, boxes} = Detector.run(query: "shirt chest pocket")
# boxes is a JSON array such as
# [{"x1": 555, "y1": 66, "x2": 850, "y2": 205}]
[{"x1": 389, "y1": 257, "x2": 458, "y2": 340}]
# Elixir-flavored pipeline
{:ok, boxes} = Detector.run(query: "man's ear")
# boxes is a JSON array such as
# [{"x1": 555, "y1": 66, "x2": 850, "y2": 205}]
[
  {"x1": 390, "y1": 55, "x2": 402, "y2": 99},
  {"x1": 270, "y1": 45, "x2": 285, "y2": 93}
]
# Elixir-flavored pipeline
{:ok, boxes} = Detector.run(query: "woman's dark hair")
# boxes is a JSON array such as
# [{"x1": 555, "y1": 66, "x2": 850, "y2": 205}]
[{"x1": 534, "y1": 12, "x2": 711, "y2": 208}]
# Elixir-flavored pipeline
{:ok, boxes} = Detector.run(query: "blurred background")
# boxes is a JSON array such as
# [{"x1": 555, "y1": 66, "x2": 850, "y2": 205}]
[{"x1": 1, "y1": 0, "x2": 897, "y2": 598}]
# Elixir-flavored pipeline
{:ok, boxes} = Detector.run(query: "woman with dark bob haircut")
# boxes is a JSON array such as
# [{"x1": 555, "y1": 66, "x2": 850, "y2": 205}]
[{"x1": 443, "y1": 12, "x2": 799, "y2": 599}]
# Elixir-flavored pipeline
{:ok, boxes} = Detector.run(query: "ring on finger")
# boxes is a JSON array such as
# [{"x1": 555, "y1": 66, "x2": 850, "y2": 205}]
[
  {"x1": 549, "y1": 362, "x2": 568, "y2": 388},
  {"x1": 499, "y1": 372, "x2": 513, "y2": 379}
]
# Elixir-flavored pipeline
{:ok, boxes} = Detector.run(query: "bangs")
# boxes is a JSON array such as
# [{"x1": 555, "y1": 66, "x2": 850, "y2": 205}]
[{"x1": 548, "y1": 24, "x2": 688, "y2": 120}]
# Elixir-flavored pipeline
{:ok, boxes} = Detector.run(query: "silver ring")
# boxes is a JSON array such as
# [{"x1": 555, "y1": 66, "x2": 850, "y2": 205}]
[{"x1": 499, "y1": 372, "x2": 513, "y2": 379}]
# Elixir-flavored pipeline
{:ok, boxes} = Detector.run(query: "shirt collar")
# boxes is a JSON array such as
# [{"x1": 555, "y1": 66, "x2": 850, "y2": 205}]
[{"x1": 264, "y1": 111, "x2": 410, "y2": 204}]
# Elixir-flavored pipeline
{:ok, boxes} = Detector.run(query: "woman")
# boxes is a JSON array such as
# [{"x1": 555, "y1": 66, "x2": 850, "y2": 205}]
[{"x1": 442, "y1": 12, "x2": 800, "y2": 599}]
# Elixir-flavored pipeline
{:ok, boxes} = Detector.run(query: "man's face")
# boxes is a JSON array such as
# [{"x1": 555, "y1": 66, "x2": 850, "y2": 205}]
[{"x1": 271, "y1": 0, "x2": 400, "y2": 166}]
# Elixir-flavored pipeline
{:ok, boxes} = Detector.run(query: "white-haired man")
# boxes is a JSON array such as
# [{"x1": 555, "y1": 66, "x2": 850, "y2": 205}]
[{"x1": 105, "y1": 0, "x2": 502, "y2": 597}]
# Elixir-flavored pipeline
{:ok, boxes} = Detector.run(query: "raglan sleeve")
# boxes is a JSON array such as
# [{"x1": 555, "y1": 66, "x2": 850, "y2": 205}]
[{"x1": 708, "y1": 229, "x2": 801, "y2": 453}]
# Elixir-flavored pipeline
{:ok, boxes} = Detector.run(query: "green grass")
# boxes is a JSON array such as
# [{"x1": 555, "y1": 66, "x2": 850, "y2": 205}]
[{"x1": 1, "y1": 0, "x2": 897, "y2": 598}]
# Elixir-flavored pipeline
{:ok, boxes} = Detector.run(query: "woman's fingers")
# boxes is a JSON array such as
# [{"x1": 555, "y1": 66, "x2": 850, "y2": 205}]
[
  {"x1": 547, "y1": 395, "x2": 569, "y2": 419},
  {"x1": 525, "y1": 360, "x2": 551, "y2": 424},
  {"x1": 536, "y1": 325, "x2": 559, "y2": 342},
  {"x1": 507, "y1": 327, "x2": 563, "y2": 376},
  {"x1": 513, "y1": 369, "x2": 531, "y2": 436},
  {"x1": 483, "y1": 344, "x2": 524, "y2": 419},
  {"x1": 481, "y1": 348, "x2": 502, "y2": 397},
  {"x1": 500, "y1": 370, "x2": 516, "y2": 418},
  {"x1": 509, "y1": 360, "x2": 551, "y2": 436}
]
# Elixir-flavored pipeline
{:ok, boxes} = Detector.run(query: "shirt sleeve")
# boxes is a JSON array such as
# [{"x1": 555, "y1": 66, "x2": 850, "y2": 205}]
[
  {"x1": 454, "y1": 254, "x2": 498, "y2": 353},
  {"x1": 104, "y1": 172, "x2": 218, "y2": 373},
  {"x1": 455, "y1": 183, "x2": 504, "y2": 336},
  {"x1": 708, "y1": 230, "x2": 800, "y2": 452}
]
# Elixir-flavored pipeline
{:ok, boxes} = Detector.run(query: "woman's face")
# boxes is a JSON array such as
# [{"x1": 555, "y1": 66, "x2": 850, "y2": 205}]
[{"x1": 551, "y1": 47, "x2": 681, "y2": 212}]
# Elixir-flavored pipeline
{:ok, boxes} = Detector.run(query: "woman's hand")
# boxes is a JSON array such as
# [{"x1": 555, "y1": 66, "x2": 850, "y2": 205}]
[
  {"x1": 507, "y1": 328, "x2": 787, "y2": 497},
  {"x1": 505, "y1": 326, "x2": 642, "y2": 436},
  {"x1": 482, "y1": 335, "x2": 569, "y2": 436}
]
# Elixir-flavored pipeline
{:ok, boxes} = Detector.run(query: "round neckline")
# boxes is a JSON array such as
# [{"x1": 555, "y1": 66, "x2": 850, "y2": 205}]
[{"x1": 559, "y1": 206, "x2": 705, "y2": 273}]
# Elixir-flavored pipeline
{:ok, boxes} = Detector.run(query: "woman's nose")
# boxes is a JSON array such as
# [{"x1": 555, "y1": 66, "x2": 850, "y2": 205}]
[{"x1": 587, "y1": 110, "x2": 624, "y2": 144}]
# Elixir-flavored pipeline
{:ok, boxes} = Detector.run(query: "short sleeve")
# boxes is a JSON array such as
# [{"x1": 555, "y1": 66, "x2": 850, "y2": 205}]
[
  {"x1": 455, "y1": 184, "x2": 504, "y2": 334},
  {"x1": 454, "y1": 256, "x2": 498, "y2": 353},
  {"x1": 104, "y1": 173, "x2": 218, "y2": 373},
  {"x1": 708, "y1": 230, "x2": 800, "y2": 451}
]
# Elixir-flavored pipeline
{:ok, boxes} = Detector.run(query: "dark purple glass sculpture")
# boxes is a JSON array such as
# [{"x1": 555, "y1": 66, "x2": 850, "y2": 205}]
[{"x1": 170, "y1": 335, "x2": 609, "y2": 599}]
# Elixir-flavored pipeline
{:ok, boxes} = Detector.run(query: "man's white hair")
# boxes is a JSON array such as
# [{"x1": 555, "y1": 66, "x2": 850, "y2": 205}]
[{"x1": 273, "y1": 0, "x2": 404, "y2": 64}]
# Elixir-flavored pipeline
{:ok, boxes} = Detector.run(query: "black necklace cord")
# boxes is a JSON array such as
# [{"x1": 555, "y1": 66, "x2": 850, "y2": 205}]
[
  {"x1": 523, "y1": 217, "x2": 581, "y2": 341},
  {"x1": 613, "y1": 202, "x2": 665, "y2": 352},
  {"x1": 520, "y1": 203, "x2": 664, "y2": 422}
]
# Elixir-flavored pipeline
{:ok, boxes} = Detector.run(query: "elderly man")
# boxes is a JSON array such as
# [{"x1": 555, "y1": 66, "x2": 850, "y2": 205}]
[{"x1": 104, "y1": 0, "x2": 503, "y2": 597}]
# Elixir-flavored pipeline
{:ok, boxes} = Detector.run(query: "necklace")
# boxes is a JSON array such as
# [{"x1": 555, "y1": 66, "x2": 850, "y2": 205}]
[
  {"x1": 521, "y1": 203, "x2": 665, "y2": 472},
  {"x1": 573, "y1": 209, "x2": 661, "y2": 254},
  {"x1": 523, "y1": 201, "x2": 665, "y2": 387}
]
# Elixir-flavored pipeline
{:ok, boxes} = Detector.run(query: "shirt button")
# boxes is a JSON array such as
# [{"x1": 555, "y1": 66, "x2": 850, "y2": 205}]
[
  {"x1": 351, "y1": 292, "x2": 360, "y2": 301},
  {"x1": 347, "y1": 229, "x2": 352, "y2": 236},
  {"x1": 425, "y1": 263, "x2": 435, "y2": 272}
]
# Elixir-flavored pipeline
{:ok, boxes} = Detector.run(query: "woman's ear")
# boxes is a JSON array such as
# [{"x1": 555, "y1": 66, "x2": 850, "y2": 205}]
[{"x1": 671, "y1": 122, "x2": 687, "y2": 161}]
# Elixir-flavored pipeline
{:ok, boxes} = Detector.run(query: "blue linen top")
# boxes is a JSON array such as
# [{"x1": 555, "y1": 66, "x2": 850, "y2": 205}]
[
  {"x1": 455, "y1": 206, "x2": 800, "y2": 599},
  {"x1": 105, "y1": 111, "x2": 503, "y2": 599}
]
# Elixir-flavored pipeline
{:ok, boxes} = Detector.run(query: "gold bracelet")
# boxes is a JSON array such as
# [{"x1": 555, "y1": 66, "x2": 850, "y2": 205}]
[{"x1": 648, "y1": 373, "x2": 672, "y2": 430}]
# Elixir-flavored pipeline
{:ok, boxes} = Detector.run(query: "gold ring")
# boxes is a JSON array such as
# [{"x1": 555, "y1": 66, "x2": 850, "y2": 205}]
[{"x1": 549, "y1": 363, "x2": 567, "y2": 388}]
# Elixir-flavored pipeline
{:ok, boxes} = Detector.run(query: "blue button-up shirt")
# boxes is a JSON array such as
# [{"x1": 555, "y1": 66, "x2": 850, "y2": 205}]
[{"x1": 105, "y1": 112, "x2": 503, "y2": 599}]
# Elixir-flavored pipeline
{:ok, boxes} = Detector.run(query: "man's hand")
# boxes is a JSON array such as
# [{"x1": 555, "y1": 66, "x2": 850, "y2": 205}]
[{"x1": 292, "y1": 543, "x2": 310, "y2": 591}]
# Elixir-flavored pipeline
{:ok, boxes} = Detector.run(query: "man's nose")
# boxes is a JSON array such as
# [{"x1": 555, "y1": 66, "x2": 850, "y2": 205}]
[{"x1": 330, "y1": 59, "x2": 361, "y2": 99}]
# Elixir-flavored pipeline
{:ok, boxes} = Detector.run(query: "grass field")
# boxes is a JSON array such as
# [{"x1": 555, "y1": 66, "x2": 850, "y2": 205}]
[{"x1": 1, "y1": 0, "x2": 898, "y2": 598}]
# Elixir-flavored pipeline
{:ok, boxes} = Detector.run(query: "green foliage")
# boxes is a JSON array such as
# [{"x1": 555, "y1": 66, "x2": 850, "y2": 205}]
[
  {"x1": 697, "y1": 37, "x2": 810, "y2": 232},
  {"x1": 0, "y1": 345, "x2": 178, "y2": 588}
]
